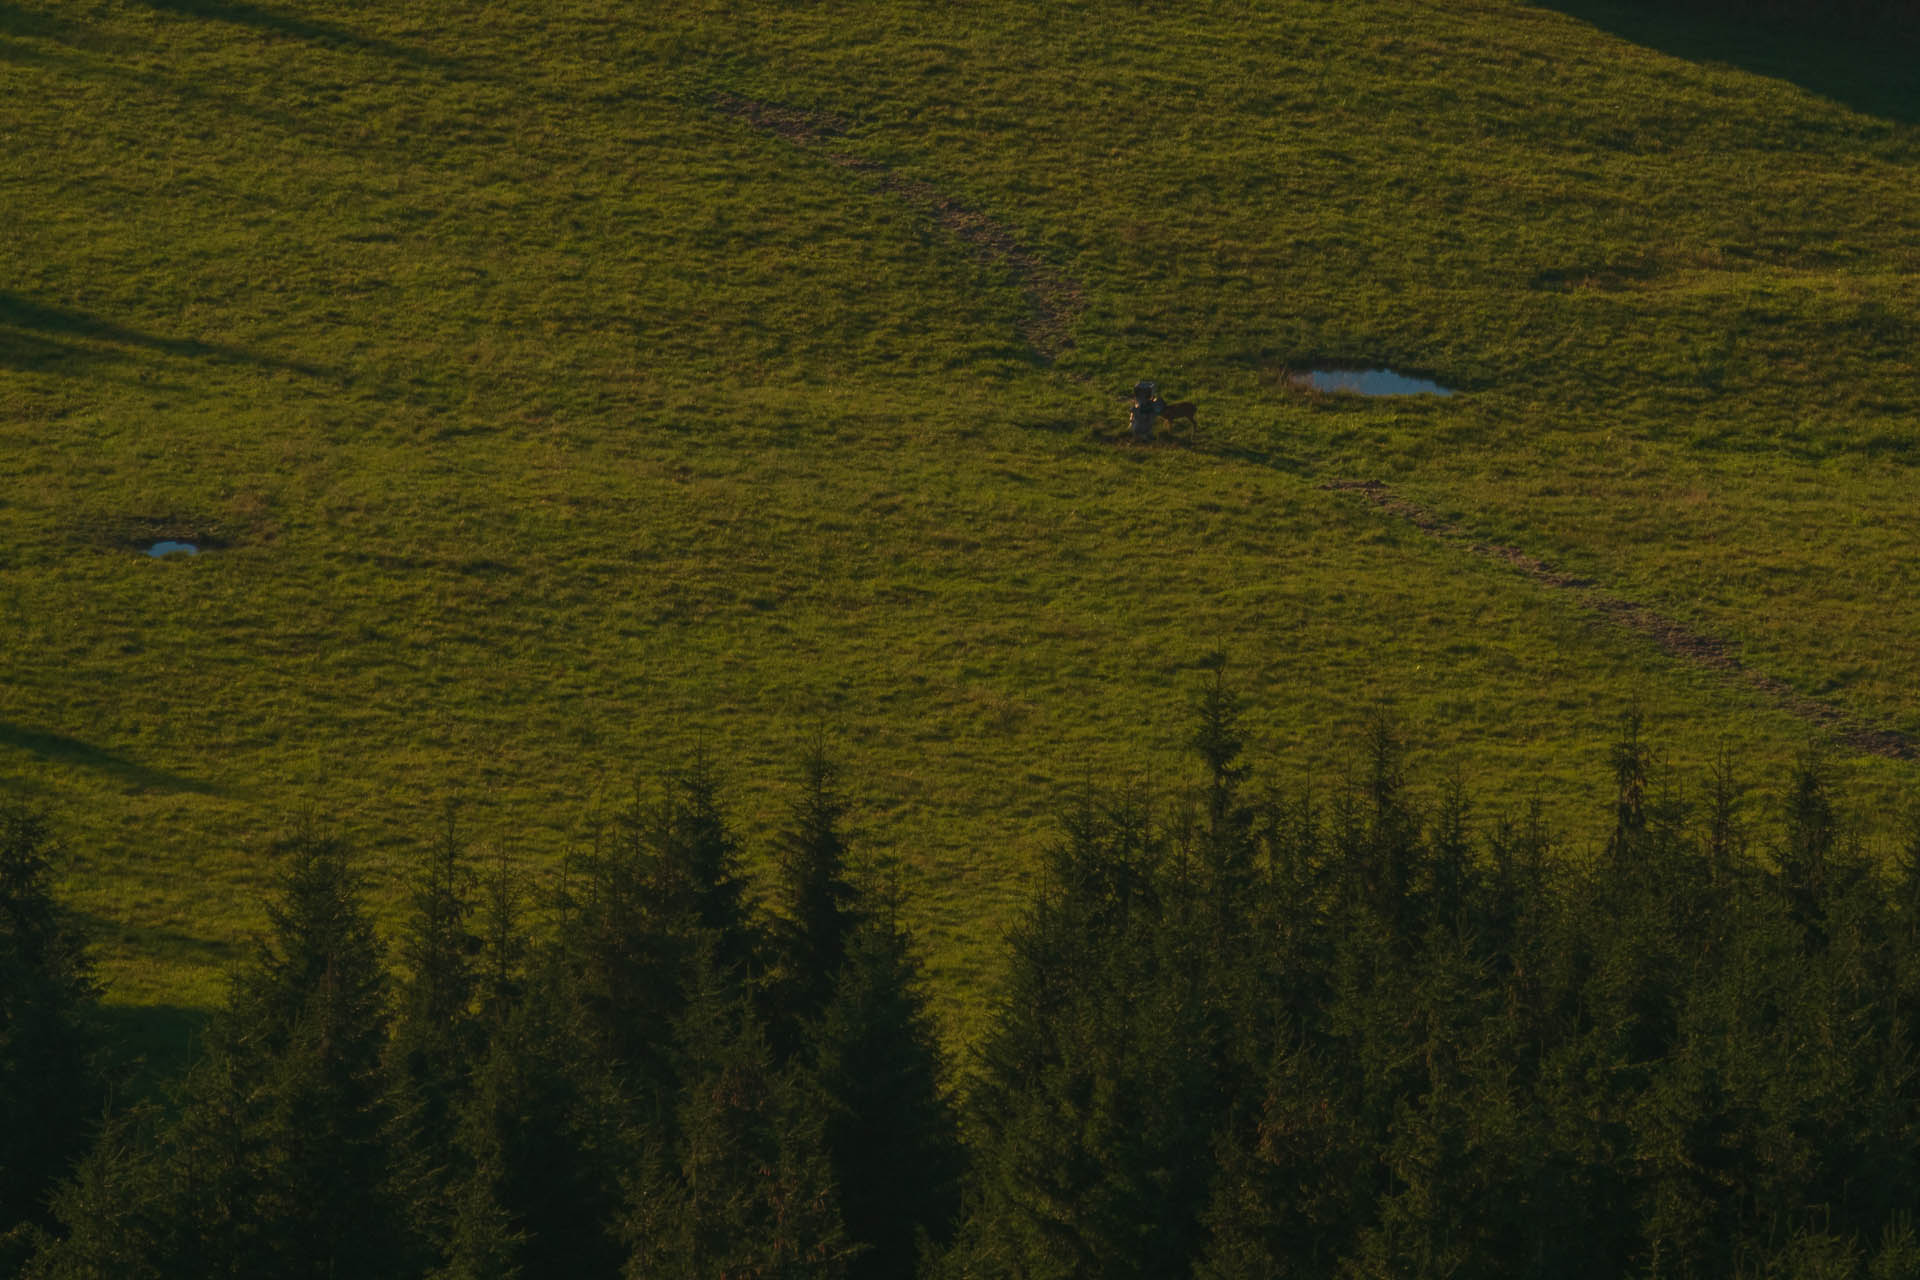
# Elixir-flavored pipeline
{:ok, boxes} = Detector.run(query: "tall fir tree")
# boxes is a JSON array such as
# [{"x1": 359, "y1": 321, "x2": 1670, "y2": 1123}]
[
  {"x1": 25, "y1": 1105, "x2": 169, "y2": 1280},
  {"x1": 768, "y1": 746, "x2": 861, "y2": 1049},
  {"x1": 220, "y1": 826, "x2": 404, "y2": 1278},
  {"x1": 809, "y1": 896, "x2": 963, "y2": 1280},
  {"x1": 438, "y1": 968, "x2": 626, "y2": 1280},
  {"x1": 35, "y1": 826, "x2": 404, "y2": 1279},
  {"x1": 762, "y1": 744, "x2": 965, "y2": 1275},
  {"x1": 387, "y1": 807, "x2": 487, "y2": 1275},
  {"x1": 1605, "y1": 711, "x2": 1652, "y2": 872},
  {"x1": 561, "y1": 758, "x2": 760, "y2": 1106},
  {"x1": 0, "y1": 805, "x2": 101, "y2": 1266},
  {"x1": 1778, "y1": 744, "x2": 1839, "y2": 947},
  {"x1": 623, "y1": 939, "x2": 848, "y2": 1278},
  {"x1": 945, "y1": 778, "x2": 1227, "y2": 1279}
]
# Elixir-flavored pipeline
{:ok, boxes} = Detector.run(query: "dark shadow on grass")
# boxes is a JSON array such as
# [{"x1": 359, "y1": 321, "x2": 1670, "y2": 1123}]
[
  {"x1": 0, "y1": 0, "x2": 73, "y2": 40},
  {"x1": 0, "y1": 723, "x2": 223, "y2": 796},
  {"x1": 0, "y1": 292, "x2": 335, "y2": 380},
  {"x1": 129, "y1": 0, "x2": 458, "y2": 70},
  {"x1": 78, "y1": 915, "x2": 242, "y2": 968},
  {"x1": 1535, "y1": 0, "x2": 1920, "y2": 125},
  {"x1": 0, "y1": 324, "x2": 122, "y2": 373},
  {"x1": 1020, "y1": 416, "x2": 1100, "y2": 435},
  {"x1": 94, "y1": 1002, "x2": 215, "y2": 1100},
  {"x1": 1189, "y1": 433, "x2": 1313, "y2": 478}
]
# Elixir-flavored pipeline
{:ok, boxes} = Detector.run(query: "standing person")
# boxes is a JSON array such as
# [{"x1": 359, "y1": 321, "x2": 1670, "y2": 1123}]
[{"x1": 1129, "y1": 380, "x2": 1165, "y2": 442}]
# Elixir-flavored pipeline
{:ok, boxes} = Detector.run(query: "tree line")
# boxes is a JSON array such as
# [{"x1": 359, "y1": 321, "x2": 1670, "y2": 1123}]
[
  {"x1": 9, "y1": 686, "x2": 1920, "y2": 1276},
  {"x1": 1612, "y1": 0, "x2": 1920, "y2": 35},
  {"x1": 3, "y1": 751, "x2": 957, "y2": 1278}
]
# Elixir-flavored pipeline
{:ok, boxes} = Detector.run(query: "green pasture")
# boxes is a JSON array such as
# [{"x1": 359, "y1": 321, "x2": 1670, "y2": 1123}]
[{"x1": 3, "y1": 0, "x2": 1916, "y2": 1046}]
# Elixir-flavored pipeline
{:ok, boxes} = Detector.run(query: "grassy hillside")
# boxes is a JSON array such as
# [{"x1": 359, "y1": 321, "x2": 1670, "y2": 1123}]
[{"x1": 3, "y1": 0, "x2": 1916, "y2": 1044}]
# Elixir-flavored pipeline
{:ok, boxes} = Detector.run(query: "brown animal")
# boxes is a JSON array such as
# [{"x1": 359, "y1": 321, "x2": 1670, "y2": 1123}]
[{"x1": 1160, "y1": 401, "x2": 1198, "y2": 430}]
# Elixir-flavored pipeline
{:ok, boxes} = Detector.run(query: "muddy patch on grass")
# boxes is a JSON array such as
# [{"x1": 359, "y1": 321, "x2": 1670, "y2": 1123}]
[
  {"x1": 1529, "y1": 259, "x2": 1661, "y2": 293},
  {"x1": 709, "y1": 92, "x2": 854, "y2": 146},
  {"x1": 709, "y1": 92, "x2": 1084, "y2": 363},
  {"x1": 78, "y1": 514, "x2": 234, "y2": 557},
  {"x1": 1322, "y1": 479, "x2": 1915, "y2": 760}
]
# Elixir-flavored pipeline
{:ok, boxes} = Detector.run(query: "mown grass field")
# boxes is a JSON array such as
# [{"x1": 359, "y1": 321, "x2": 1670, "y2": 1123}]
[{"x1": 4, "y1": 0, "x2": 1917, "y2": 1048}]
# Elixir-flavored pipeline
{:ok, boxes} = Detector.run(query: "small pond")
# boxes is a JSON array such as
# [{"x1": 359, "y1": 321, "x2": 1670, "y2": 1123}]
[
  {"x1": 145, "y1": 541, "x2": 200, "y2": 557},
  {"x1": 1292, "y1": 367, "x2": 1454, "y2": 397}
]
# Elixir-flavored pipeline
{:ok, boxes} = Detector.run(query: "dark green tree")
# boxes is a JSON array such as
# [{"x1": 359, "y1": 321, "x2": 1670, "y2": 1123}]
[
  {"x1": 944, "y1": 780, "x2": 1229, "y2": 1279},
  {"x1": 474, "y1": 843, "x2": 528, "y2": 1020},
  {"x1": 768, "y1": 746, "x2": 861, "y2": 1044},
  {"x1": 220, "y1": 826, "x2": 402, "y2": 1278},
  {"x1": 0, "y1": 805, "x2": 101, "y2": 1264},
  {"x1": 810, "y1": 900, "x2": 962, "y2": 1280},
  {"x1": 387, "y1": 807, "x2": 487, "y2": 1274},
  {"x1": 1778, "y1": 744, "x2": 1839, "y2": 946},
  {"x1": 560, "y1": 758, "x2": 760, "y2": 1104},
  {"x1": 1605, "y1": 711, "x2": 1652, "y2": 871},
  {"x1": 763, "y1": 745, "x2": 963, "y2": 1276},
  {"x1": 1701, "y1": 747, "x2": 1748, "y2": 888},
  {"x1": 1196, "y1": 1039, "x2": 1370, "y2": 1280},
  {"x1": 1192, "y1": 668, "x2": 1257, "y2": 915},
  {"x1": 25, "y1": 1106, "x2": 169, "y2": 1280},
  {"x1": 1326, "y1": 717, "x2": 1426, "y2": 947},
  {"x1": 35, "y1": 827, "x2": 403, "y2": 1279},
  {"x1": 438, "y1": 971, "x2": 625, "y2": 1280},
  {"x1": 623, "y1": 941, "x2": 848, "y2": 1278}
]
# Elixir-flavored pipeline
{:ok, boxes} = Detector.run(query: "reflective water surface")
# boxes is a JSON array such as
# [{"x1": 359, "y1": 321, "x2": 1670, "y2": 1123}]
[
  {"x1": 146, "y1": 542, "x2": 199, "y2": 557},
  {"x1": 1292, "y1": 367, "x2": 1454, "y2": 396}
]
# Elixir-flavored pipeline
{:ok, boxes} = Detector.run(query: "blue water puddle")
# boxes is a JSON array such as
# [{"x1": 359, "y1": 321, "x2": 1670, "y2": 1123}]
[
  {"x1": 1294, "y1": 367, "x2": 1454, "y2": 397},
  {"x1": 146, "y1": 541, "x2": 199, "y2": 557}
]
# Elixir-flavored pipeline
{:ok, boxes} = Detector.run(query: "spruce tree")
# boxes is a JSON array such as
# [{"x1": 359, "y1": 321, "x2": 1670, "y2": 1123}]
[
  {"x1": 623, "y1": 940, "x2": 848, "y2": 1278},
  {"x1": 768, "y1": 746, "x2": 860, "y2": 1045},
  {"x1": 1702, "y1": 748, "x2": 1748, "y2": 888},
  {"x1": 387, "y1": 808, "x2": 487, "y2": 1274},
  {"x1": 1428, "y1": 776, "x2": 1474, "y2": 937},
  {"x1": 946, "y1": 783, "x2": 1227, "y2": 1279},
  {"x1": 127, "y1": 828, "x2": 401, "y2": 1278},
  {"x1": 24, "y1": 1106, "x2": 169, "y2": 1280},
  {"x1": 764, "y1": 746, "x2": 963, "y2": 1275},
  {"x1": 223, "y1": 826, "x2": 402, "y2": 1278},
  {"x1": 1778, "y1": 744, "x2": 1839, "y2": 946},
  {"x1": 426, "y1": 844, "x2": 542, "y2": 1280},
  {"x1": 656, "y1": 756, "x2": 757, "y2": 969},
  {"x1": 0, "y1": 805, "x2": 101, "y2": 1262},
  {"x1": 38, "y1": 829, "x2": 401, "y2": 1278},
  {"x1": 561, "y1": 759, "x2": 759, "y2": 1104},
  {"x1": 1605, "y1": 711, "x2": 1652, "y2": 871},
  {"x1": 1192, "y1": 667, "x2": 1256, "y2": 913},
  {"x1": 809, "y1": 902, "x2": 962, "y2": 1280},
  {"x1": 396, "y1": 806, "x2": 481, "y2": 1044},
  {"x1": 439, "y1": 970, "x2": 625, "y2": 1280},
  {"x1": 1196, "y1": 1041, "x2": 1370, "y2": 1280},
  {"x1": 468, "y1": 762, "x2": 768, "y2": 1278},
  {"x1": 475, "y1": 843, "x2": 528, "y2": 1020}
]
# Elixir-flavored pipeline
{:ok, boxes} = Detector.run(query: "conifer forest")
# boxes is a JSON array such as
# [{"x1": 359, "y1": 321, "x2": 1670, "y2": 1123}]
[{"x1": 13, "y1": 686, "x2": 1920, "y2": 1276}]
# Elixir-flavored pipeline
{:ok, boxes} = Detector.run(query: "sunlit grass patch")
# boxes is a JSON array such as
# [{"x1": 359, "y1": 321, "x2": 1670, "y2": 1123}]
[{"x1": 3, "y1": 0, "x2": 1916, "y2": 1049}]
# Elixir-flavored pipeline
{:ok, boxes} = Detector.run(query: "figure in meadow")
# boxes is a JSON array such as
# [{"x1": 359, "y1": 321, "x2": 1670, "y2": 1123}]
[{"x1": 1129, "y1": 379, "x2": 1165, "y2": 441}]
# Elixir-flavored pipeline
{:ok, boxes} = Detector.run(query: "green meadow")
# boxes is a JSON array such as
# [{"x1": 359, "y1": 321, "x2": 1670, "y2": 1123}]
[{"x1": 3, "y1": 0, "x2": 1917, "y2": 1044}]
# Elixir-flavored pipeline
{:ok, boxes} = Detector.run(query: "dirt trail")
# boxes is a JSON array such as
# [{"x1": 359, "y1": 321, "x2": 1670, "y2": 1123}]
[
  {"x1": 1322, "y1": 480, "x2": 1915, "y2": 760},
  {"x1": 709, "y1": 92, "x2": 1084, "y2": 363},
  {"x1": 711, "y1": 92, "x2": 1909, "y2": 761}
]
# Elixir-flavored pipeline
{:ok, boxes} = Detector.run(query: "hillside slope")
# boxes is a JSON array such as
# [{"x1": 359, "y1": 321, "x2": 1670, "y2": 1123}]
[{"x1": 2, "y1": 0, "x2": 1915, "y2": 1038}]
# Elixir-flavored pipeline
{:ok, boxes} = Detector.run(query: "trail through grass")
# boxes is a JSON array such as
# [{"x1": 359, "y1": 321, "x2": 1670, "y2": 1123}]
[{"x1": 4, "y1": 0, "x2": 1916, "y2": 1045}]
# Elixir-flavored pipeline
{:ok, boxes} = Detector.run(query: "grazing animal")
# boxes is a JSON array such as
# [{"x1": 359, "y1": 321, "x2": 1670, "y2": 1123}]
[{"x1": 1161, "y1": 401, "x2": 1198, "y2": 430}]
